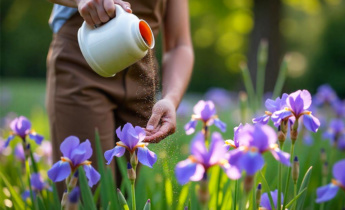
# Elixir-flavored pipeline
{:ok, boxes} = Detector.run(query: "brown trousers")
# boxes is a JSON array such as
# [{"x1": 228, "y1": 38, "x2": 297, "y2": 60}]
[{"x1": 46, "y1": 13, "x2": 158, "y2": 196}]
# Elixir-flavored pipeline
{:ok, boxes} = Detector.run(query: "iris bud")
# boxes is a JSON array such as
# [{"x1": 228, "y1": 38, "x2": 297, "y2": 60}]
[{"x1": 292, "y1": 156, "x2": 299, "y2": 184}]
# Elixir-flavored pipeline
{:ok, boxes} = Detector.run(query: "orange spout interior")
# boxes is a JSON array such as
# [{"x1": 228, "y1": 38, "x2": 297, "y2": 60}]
[{"x1": 139, "y1": 21, "x2": 153, "y2": 47}]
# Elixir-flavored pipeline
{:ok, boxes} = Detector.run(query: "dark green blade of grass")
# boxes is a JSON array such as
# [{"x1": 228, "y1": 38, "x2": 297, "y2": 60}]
[{"x1": 78, "y1": 167, "x2": 97, "y2": 210}]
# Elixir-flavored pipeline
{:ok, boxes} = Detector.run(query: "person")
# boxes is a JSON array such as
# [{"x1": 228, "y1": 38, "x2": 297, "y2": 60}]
[{"x1": 45, "y1": 0, "x2": 194, "y2": 196}]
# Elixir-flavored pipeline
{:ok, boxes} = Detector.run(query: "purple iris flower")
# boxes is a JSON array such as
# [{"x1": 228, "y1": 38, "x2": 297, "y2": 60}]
[
  {"x1": 260, "y1": 189, "x2": 284, "y2": 210},
  {"x1": 314, "y1": 84, "x2": 338, "y2": 106},
  {"x1": 175, "y1": 132, "x2": 240, "y2": 185},
  {"x1": 5, "y1": 116, "x2": 43, "y2": 147},
  {"x1": 47, "y1": 136, "x2": 100, "y2": 187},
  {"x1": 204, "y1": 88, "x2": 232, "y2": 110},
  {"x1": 316, "y1": 159, "x2": 345, "y2": 203},
  {"x1": 14, "y1": 143, "x2": 25, "y2": 161},
  {"x1": 253, "y1": 93, "x2": 289, "y2": 126},
  {"x1": 272, "y1": 90, "x2": 320, "y2": 132},
  {"x1": 332, "y1": 99, "x2": 345, "y2": 118},
  {"x1": 228, "y1": 124, "x2": 290, "y2": 176},
  {"x1": 22, "y1": 173, "x2": 51, "y2": 200},
  {"x1": 184, "y1": 100, "x2": 226, "y2": 135},
  {"x1": 104, "y1": 123, "x2": 157, "y2": 168},
  {"x1": 323, "y1": 119, "x2": 344, "y2": 146},
  {"x1": 224, "y1": 123, "x2": 246, "y2": 150}
]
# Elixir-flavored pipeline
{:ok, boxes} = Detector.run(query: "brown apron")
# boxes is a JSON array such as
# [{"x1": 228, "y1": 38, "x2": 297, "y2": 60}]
[{"x1": 46, "y1": 0, "x2": 166, "y2": 196}]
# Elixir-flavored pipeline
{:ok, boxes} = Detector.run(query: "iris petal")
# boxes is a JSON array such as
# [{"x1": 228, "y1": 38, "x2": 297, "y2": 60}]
[
  {"x1": 252, "y1": 115, "x2": 270, "y2": 125},
  {"x1": 60, "y1": 136, "x2": 80, "y2": 158},
  {"x1": 175, "y1": 159, "x2": 199, "y2": 185},
  {"x1": 4, "y1": 135, "x2": 14, "y2": 147},
  {"x1": 70, "y1": 140, "x2": 92, "y2": 165},
  {"x1": 137, "y1": 147, "x2": 157, "y2": 168},
  {"x1": 208, "y1": 132, "x2": 227, "y2": 166},
  {"x1": 104, "y1": 146, "x2": 126, "y2": 165},
  {"x1": 134, "y1": 126, "x2": 146, "y2": 142},
  {"x1": 83, "y1": 165, "x2": 101, "y2": 187},
  {"x1": 184, "y1": 120, "x2": 198, "y2": 135},
  {"x1": 303, "y1": 114, "x2": 320, "y2": 132},
  {"x1": 332, "y1": 159, "x2": 345, "y2": 186},
  {"x1": 47, "y1": 161, "x2": 71, "y2": 182},
  {"x1": 270, "y1": 149, "x2": 291, "y2": 166},
  {"x1": 239, "y1": 152, "x2": 264, "y2": 176},
  {"x1": 316, "y1": 184, "x2": 339, "y2": 203},
  {"x1": 190, "y1": 132, "x2": 207, "y2": 163},
  {"x1": 214, "y1": 118, "x2": 226, "y2": 132},
  {"x1": 29, "y1": 133, "x2": 44, "y2": 145}
]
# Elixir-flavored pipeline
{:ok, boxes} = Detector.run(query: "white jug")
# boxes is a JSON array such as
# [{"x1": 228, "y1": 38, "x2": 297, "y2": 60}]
[{"x1": 78, "y1": 4, "x2": 155, "y2": 77}]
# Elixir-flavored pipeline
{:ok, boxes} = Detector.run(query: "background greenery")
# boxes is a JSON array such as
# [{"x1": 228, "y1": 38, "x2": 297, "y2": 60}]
[{"x1": 1, "y1": 0, "x2": 345, "y2": 95}]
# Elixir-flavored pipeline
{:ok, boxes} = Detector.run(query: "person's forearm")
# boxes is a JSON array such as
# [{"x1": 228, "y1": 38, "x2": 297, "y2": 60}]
[
  {"x1": 48, "y1": 0, "x2": 77, "y2": 7},
  {"x1": 161, "y1": 45, "x2": 194, "y2": 109}
]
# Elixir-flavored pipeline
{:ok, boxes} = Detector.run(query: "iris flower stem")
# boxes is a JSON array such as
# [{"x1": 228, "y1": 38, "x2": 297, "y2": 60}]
[
  {"x1": 319, "y1": 176, "x2": 327, "y2": 210},
  {"x1": 293, "y1": 182, "x2": 297, "y2": 210},
  {"x1": 131, "y1": 180, "x2": 136, "y2": 210},
  {"x1": 278, "y1": 142, "x2": 284, "y2": 210},
  {"x1": 233, "y1": 179, "x2": 239, "y2": 210},
  {"x1": 282, "y1": 143, "x2": 295, "y2": 210}
]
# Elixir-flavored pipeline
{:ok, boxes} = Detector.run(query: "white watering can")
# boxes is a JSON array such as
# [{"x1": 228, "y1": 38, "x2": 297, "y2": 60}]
[{"x1": 78, "y1": 4, "x2": 155, "y2": 77}]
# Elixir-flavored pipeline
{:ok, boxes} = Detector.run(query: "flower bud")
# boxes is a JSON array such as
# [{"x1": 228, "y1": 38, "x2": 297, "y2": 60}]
[
  {"x1": 244, "y1": 175, "x2": 254, "y2": 194},
  {"x1": 256, "y1": 183, "x2": 262, "y2": 207},
  {"x1": 291, "y1": 121, "x2": 299, "y2": 144},
  {"x1": 130, "y1": 153, "x2": 138, "y2": 170},
  {"x1": 143, "y1": 199, "x2": 151, "y2": 210},
  {"x1": 66, "y1": 187, "x2": 80, "y2": 210},
  {"x1": 292, "y1": 156, "x2": 299, "y2": 184},
  {"x1": 61, "y1": 191, "x2": 68, "y2": 207},
  {"x1": 278, "y1": 131, "x2": 286, "y2": 144},
  {"x1": 320, "y1": 148, "x2": 327, "y2": 163},
  {"x1": 127, "y1": 162, "x2": 136, "y2": 182},
  {"x1": 68, "y1": 171, "x2": 79, "y2": 189},
  {"x1": 281, "y1": 120, "x2": 288, "y2": 134},
  {"x1": 117, "y1": 188, "x2": 129, "y2": 209},
  {"x1": 198, "y1": 173, "x2": 209, "y2": 205},
  {"x1": 322, "y1": 162, "x2": 328, "y2": 177}
]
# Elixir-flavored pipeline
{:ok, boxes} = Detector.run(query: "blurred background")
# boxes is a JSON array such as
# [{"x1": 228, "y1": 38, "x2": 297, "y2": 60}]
[{"x1": 1, "y1": 0, "x2": 345, "y2": 126}]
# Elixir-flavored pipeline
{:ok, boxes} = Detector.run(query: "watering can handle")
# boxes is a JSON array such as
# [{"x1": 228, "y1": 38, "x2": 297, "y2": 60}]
[{"x1": 114, "y1": 4, "x2": 125, "y2": 17}]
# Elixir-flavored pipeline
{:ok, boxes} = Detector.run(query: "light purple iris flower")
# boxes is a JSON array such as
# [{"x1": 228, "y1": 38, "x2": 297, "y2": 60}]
[
  {"x1": 104, "y1": 123, "x2": 157, "y2": 168},
  {"x1": 272, "y1": 90, "x2": 320, "y2": 132},
  {"x1": 260, "y1": 189, "x2": 284, "y2": 210},
  {"x1": 314, "y1": 84, "x2": 338, "y2": 106},
  {"x1": 175, "y1": 132, "x2": 240, "y2": 185},
  {"x1": 22, "y1": 173, "x2": 51, "y2": 200},
  {"x1": 224, "y1": 123, "x2": 246, "y2": 150},
  {"x1": 332, "y1": 99, "x2": 345, "y2": 118},
  {"x1": 14, "y1": 143, "x2": 25, "y2": 161},
  {"x1": 316, "y1": 159, "x2": 345, "y2": 203},
  {"x1": 204, "y1": 88, "x2": 232, "y2": 110},
  {"x1": 47, "y1": 136, "x2": 100, "y2": 187},
  {"x1": 5, "y1": 116, "x2": 43, "y2": 147},
  {"x1": 184, "y1": 100, "x2": 226, "y2": 135},
  {"x1": 323, "y1": 119, "x2": 344, "y2": 146},
  {"x1": 253, "y1": 93, "x2": 289, "y2": 126},
  {"x1": 228, "y1": 124, "x2": 290, "y2": 176}
]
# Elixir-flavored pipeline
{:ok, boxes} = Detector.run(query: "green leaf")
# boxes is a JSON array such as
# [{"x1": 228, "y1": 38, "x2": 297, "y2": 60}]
[
  {"x1": 272, "y1": 55, "x2": 288, "y2": 98},
  {"x1": 29, "y1": 148, "x2": 39, "y2": 173},
  {"x1": 165, "y1": 178, "x2": 173, "y2": 206},
  {"x1": 285, "y1": 188, "x2": 307, "y2": 209},
  {"x1": 116, "y1": 157, "x2": 131, "y2": 194},
  {"x1": 259, "y1": 170, "x2": 275, "y2": 210},
  {"x1": 117, "y1": 188, "x2": 130, "y2": 210},
  {"x1": 94, "y1": 128, "x2": 110, "y2": 209},
  {"x1": 296, "y1": 166, "x2": 313, "y2": 210},
  {"x1": 177, "y1": 184, "x2": 190, "y2": 210},
  {"x1": 0, "y1": 170, "x2": 25, "y2": 209},
  {"x1": 78, "y1": 167, "x2": 97, "y2": 210},
  {"x1": 143, "y1": 199, "x2": 151, "y2": 210},
  {"x1": 37, "y1": 196, "x2": 46, "y2": 210},
  {"x1": 52, "y1": 183, "x2": 62, "y2": 209}
]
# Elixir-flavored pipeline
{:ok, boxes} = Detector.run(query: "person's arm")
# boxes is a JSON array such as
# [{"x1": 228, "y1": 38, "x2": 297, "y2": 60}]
[
  {"x1": 144, "y1": 0, "x2": 194, "y2": 143},
  {"x1": 47, "y1": 0, "x2": 132, "y2": 26}
]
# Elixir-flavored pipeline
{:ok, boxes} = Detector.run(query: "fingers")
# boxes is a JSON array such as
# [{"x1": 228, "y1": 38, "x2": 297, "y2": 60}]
[
  {"x1": 114, "y1": 0, "x2": 132, "y2": 13},
  {"x1": 79, "y1": 0, "x2": 132, "y2": 26},
  {"x1": 144, "y1": 121, "x2": 175, "y2": 143}
]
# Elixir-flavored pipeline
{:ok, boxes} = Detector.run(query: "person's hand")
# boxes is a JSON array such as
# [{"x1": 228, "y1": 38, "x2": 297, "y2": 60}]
[
  {"x1": 76, "y1": 0, "x2": 132, "y2": 26},
  {"x1": 144, "y1": 99, "x2": 177, "y2": 143}
]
